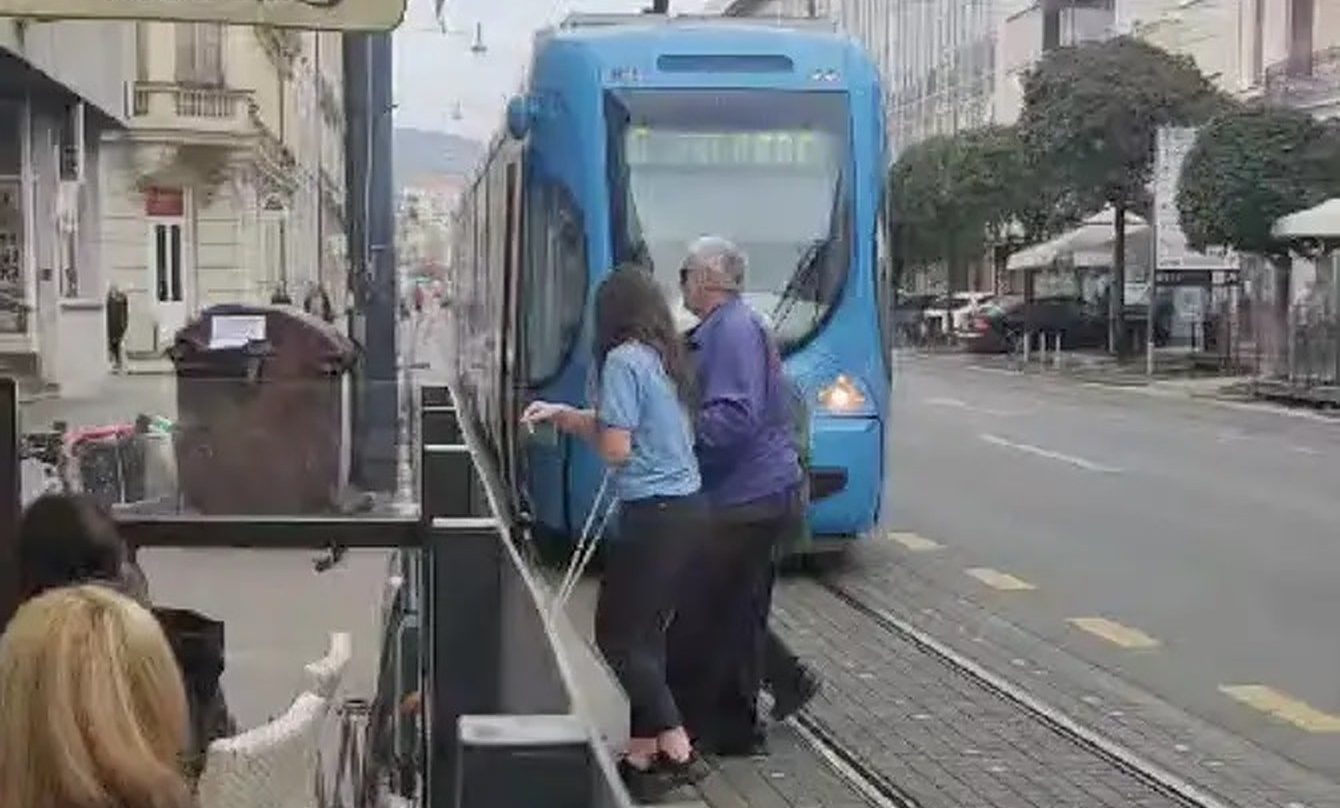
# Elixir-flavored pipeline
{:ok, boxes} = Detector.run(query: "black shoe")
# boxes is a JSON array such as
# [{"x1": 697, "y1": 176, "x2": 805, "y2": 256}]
[
  {"x1": 656, "y1": 750, "x2": 712, "y2": 786},
  {"x1": 771, "y1": 666, "x2": 822, "y2": 721},
  {"x1": 618, "y1": 759, "x2": 672, "y2": 803},
  {"x1": 703, "y1": 728, "x2": 769, "y2": 758}
]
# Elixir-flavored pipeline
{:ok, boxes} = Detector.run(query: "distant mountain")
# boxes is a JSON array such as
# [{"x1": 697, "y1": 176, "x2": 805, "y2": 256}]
[{"x1": 393, "y1": 128, "x2": 484, "y2": 192}]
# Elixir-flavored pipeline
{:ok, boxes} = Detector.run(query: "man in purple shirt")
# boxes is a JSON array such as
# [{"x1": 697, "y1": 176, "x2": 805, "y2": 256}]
[{"x1": 667, "y1": 236, "x2": 818, "y2": 756}]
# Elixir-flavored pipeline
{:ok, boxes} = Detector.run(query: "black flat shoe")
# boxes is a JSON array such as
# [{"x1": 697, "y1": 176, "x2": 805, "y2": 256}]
[
  {"x1": 701, "y1": 728, "x2": 769, "y2": 758},
  {"x1": 618, "y1": 759, "x2": 672, "y2": 803},
  {"x1": 656, "y1": 750, "x2": 712, "y2": 785},
  {"x1": 771, "y1": 666, "x2": 822, "y2": 721}
]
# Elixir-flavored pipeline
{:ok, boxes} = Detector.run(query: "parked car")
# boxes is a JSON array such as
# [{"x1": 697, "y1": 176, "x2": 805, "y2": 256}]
[
  {"x1": 925, "y1": 292, "x2": 996, "y2": 337},
  {"x1": 959, "y1": 296, "x2": 1108, "y2": 354}
]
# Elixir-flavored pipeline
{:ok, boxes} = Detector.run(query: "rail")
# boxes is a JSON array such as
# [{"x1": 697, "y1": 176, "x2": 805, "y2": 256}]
[{"x1": 0, "y1": 379, "x2": 635, "y2": 808}]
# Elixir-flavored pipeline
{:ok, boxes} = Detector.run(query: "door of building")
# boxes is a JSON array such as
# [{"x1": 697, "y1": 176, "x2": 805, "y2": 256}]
[{"x1": 145, "y1": 187, "x2": 189, "y2": 350}]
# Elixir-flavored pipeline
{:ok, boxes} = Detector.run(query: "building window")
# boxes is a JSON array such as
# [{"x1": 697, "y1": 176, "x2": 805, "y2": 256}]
[
  {"x1": 153, "y1": 222, "x2": 183, "y2": 304},
  {"x1": 1043, "y1": 6, "x2": 1061, "y2": 51},
  {"x1": 0, "y1": 105, "x2": 24, "y2": 333},
  {"x1": 175, "y1": 22, "x2": 224, "y2": 86},
  {"x1": 1288, "y1": 0, "x2": 1315, "y2": 77},
  {"x1": 1251, "y1": 0, "x2": 1265, "y2": 85},
  {"x1": 57, "y1": 103, "x2": 82, "y2": 182},
  {"x1": 260, "y1": 210, "x2": 288, "y2": 298},
  {"x1": 135, "y1": 22, "x2": 151, "y2": 81}
]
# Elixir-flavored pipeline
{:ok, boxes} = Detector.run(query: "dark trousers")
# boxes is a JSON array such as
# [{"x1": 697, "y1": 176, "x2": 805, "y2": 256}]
[
  {"x1": 595, "y1": 493, "x2": 704, "y2": 738},
  {"x1": 762, "y1": 589, "x2": 807, "y2": 702},
  {"x1": 668, "y1": 495, "x2": 799, "y2": 745}
]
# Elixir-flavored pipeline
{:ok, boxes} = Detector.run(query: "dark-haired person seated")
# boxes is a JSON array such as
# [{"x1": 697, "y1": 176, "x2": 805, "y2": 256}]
[{"x1": 16, "y1": 493, "x2": 238, "y2": 778}]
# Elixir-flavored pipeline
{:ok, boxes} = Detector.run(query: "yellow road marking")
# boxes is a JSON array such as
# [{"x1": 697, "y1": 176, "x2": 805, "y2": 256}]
[
  {"x1": 1068, "y1": 617, "x2": 1160, "y2": 649},
  {"x1": 965, "y1": 568, "x2": 1036, "y2": 591},
  {"x1": 1219, "y1": 685, "x2": 1340, "y2": 733},
  {"x1": 888, "y1": 532, "x2": 941, "y2": 552}
]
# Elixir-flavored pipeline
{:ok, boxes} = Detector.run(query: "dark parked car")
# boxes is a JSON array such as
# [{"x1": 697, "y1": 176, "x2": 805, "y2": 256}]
[{"x1": 959, "y1": 296, "x2": 1108, "y2": 354}]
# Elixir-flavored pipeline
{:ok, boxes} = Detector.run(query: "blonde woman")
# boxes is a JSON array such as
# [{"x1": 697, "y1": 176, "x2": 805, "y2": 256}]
[{"x1": 0, "y1": 584, "x2": 194, "y2": 808}]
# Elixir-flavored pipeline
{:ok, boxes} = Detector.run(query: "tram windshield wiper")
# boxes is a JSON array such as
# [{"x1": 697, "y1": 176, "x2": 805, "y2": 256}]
[{"x1": 770, "y1": 178, "x2": 844, "y2": 334}]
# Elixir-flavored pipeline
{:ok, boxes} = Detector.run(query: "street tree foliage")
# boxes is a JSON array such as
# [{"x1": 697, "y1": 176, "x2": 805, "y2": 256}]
[
  {"x1": 1019, "y1": 36, "x2": 1229, "y2": 351},
  {"x1": 888, "y1": 134, "x2": 972, "y2": 285},
  {"x1": 1177, "y1": 107, "x2": 1340, "y2": 260},
  {"x1": 1020, "y1": 36, "x2": 1226, "y2": 217},
  {"x1": 887, "y1": 125, "x2": 1083, "y2": 291}
]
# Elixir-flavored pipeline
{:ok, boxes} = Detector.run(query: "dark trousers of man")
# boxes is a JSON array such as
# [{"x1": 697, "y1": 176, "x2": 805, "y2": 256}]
[
  {"x1": 595, "y1": 494, "x2": 704, "y2": 738},
  {"x1": 668, "y1": 491, "x2": 801, "y2": 750}
]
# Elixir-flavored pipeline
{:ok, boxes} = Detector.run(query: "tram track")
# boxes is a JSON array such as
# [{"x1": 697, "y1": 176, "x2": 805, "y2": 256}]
[
  {"x1": 789, "y1": 711, "x2": 920, "y2": 808},
  {"x1": 812, "y1": 577, "x2": 1234, "y2": 808}
]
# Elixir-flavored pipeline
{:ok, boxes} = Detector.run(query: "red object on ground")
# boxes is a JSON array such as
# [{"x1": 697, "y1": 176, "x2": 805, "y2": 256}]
[{"x1": 65, "y1": 424, "x2": 134, "y2": 452}]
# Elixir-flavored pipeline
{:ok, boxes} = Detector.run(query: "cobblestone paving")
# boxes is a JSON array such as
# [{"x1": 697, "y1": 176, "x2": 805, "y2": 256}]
[
  {"x1": 776, "y1": 577, "x2": 1190, "y2": 808},
  {"x1": 697, "y1": 724, "x2": 873, "y2": 808},
  {"x1": 786, "y1": 537, "x2": 1340, "y2": 808},
  {"x1": 554, "y1": 575, "x2": 873, "y2": 808}
]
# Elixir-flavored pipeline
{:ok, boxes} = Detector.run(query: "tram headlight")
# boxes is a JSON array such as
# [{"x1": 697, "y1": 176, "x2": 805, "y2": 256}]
[{"x1": 816, "y1": 374, "x2": 868, "y2": 414}]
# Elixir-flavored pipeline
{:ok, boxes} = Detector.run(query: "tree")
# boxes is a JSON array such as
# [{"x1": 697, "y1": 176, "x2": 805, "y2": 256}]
[
  {"x1": 888, "y1": 125, "x2": 1082, "y2": 294},
  {"x1": 1178, "y1": 107, "x2": 1340, "y2": 261},
  {"x1": 1020, "y1": 36, "x2": 1230, "y2": 355},
  {"x1": 1178, "y1": 108, "x2": 1340, "y2": 371},
  {"x1": 888, "y1": 134, "x2": 973, "y2": 291}
]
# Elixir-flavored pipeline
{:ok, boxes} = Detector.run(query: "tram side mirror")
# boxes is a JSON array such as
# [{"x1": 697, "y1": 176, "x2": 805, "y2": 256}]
[{"x1": 506, "y1": 96, "x2": 533, "y2": 141}]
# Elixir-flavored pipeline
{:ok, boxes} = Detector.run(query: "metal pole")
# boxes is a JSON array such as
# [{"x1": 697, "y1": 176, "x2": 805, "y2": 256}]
[
  {"x1": 1, "y1": 378, "x2": 19, "y2": 629},
  {"x1": 1147, "y1": 271, "x2": 1157, "y2": 377}
]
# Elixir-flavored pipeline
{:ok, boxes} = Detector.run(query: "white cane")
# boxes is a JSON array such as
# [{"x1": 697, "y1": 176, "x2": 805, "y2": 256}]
[{"x1": 549, "y1": 471, "x2": 618, "y2": 624}]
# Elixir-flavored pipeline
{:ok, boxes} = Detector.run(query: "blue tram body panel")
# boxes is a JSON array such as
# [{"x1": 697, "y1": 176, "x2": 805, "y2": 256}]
[{"x1": 458, "y1": 17, "x2": 890, "y2": 552}]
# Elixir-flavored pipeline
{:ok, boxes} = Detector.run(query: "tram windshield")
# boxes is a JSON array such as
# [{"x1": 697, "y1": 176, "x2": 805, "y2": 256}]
[{"x1": 606, "y1": 89, "x2": 851, "y2": 351}]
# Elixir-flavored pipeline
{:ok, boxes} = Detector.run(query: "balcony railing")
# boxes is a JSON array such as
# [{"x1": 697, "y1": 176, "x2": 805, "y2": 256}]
[
  {"x1": 131, "y1": 82, "x2": 255, "y2": 136},
  {"x1": 1265, "y1": 45, "x2": 1340, "y2": 111}
]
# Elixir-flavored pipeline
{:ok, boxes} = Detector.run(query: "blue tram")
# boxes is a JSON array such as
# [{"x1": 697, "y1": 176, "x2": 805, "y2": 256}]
[{"x1": 448, "y1": 14, "x2": 892, "y2": 553}]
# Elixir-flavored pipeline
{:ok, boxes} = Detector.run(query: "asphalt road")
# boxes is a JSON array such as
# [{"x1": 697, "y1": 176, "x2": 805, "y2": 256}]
[{"x1": 879, "y1": 351, "x2": 1340, "y2": 778}]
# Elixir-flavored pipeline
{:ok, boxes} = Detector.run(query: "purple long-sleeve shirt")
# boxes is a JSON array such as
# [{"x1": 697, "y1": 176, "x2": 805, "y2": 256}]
[{"x1": 687, "y1": 296, "x2": 801, "y2": 510}]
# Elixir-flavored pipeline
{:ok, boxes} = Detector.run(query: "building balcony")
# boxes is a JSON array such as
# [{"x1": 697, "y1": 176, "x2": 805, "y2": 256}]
[
  {"x1": 1264, "y1": 46, "x2": 1340, "y2": 114},
  {"x1": 130, "y1": 82, "x2": 256, "y2": 142},
  {"x1": 122, "y1": 81, "x2": 300, "y2": 201}
]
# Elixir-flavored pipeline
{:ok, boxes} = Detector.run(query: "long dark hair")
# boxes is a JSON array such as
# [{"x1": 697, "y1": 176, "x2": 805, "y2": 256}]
[
  {"x1": 594, "y1": 265, "x2": 696, "y2": 409},
  {"x1": 17, "y1": 493, "x2": 127, "y2": 600}
]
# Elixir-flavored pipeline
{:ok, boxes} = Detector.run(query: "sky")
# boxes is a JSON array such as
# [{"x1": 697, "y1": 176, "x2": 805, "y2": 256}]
[{"x1": 393, "y1": 0, "x2": 715, "y2": 141}]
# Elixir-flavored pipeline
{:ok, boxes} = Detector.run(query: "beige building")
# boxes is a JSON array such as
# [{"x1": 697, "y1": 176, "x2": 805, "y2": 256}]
[
  {"x1": 1121, "y1": 0, "x2": 1339, "y2": 118},
  {"x1": 101, "y1": 24, "x2": 347, "y2": 368},
  {"x1": 0, "y1": 20, "x2": 136, "y2": 397},
  {"x1": 998, "y1": 1, "x2": 1340, "y2": 125},
  {"x1": 995, "y1": 1, "x2": 1117, "y2": 126}
]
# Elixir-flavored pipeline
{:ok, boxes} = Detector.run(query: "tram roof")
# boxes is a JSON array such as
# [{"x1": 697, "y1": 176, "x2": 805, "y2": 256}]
[{"x1": 535, "y1": 12, "x2": 855, "y2": 60}]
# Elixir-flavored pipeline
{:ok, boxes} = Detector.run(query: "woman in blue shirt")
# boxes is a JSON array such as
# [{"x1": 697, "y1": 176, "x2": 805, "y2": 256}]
[{"x1": 522, "y1": 266, "x2": 708, "y2": 798}]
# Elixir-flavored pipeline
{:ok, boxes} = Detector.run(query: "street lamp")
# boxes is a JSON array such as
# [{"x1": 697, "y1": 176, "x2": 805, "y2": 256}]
[{"x1": 400, "y1": 18, "x2": 487, "y2": 54}]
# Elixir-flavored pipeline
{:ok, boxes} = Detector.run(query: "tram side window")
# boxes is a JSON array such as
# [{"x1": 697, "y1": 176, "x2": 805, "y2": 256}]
[
  {"x1": 876, "y1": 199, "x2": 895, "y2": 367},
  {"x1": 523, "y1": 181, "x2": 588, "y2": 385}
]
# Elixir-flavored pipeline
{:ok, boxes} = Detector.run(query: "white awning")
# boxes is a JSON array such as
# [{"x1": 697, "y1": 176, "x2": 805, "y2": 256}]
[
  {"x1": 1272, "y1": 198, "x2": 1340, "y2": 239},
  {"x1": 1007, "y1": 206, "x2": 1148, "y2": 271}
]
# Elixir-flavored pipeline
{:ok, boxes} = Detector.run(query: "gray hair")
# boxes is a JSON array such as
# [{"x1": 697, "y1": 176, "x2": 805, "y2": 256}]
[{"x1": 684, "y1": 236, "x2": 747, "y2": 293}]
